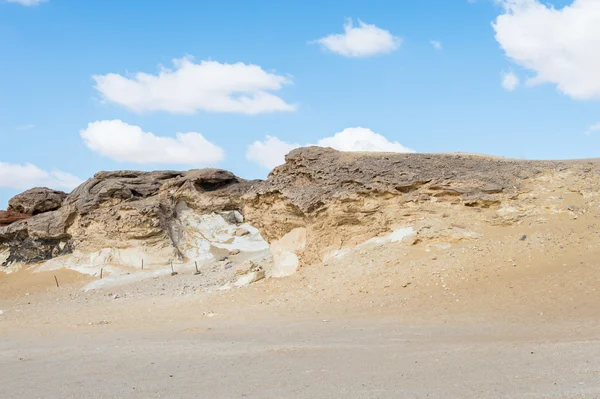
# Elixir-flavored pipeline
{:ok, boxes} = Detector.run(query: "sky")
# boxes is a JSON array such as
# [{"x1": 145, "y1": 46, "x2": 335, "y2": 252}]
[{"x1": 1, "y1": 0, "x2": 599, "y2": 207}]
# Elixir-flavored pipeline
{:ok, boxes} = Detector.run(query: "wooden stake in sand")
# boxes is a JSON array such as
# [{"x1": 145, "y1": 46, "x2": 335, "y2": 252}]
[
  {"x1": 141, "y1": 259, "x2": 144, "y2": 270},
  {"x1": 54, "y1": 275, "x2": 60, "y2": 288},
  {"x1": 194, "y1": 261, "x2": 200, "y2": 275},
  {"x1": 100, "y1": 268, "x2": 103, "y2": 279}
]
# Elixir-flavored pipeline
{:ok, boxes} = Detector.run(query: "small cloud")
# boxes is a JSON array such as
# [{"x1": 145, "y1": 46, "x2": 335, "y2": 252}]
[
  {"x1": 430, "y1": 40, "x2": 442, "y2": 50},
  {"x1": 6, "y1": 0, "x2": 48, "y2": 5},
  {"x1": 15, "y1": 124, "x2": 35, "y2": 131},
  {"x1": 247, "y1": 127, "x2": 414, "y2": 170},
  {"x1": 501, "y1": 71, "x2": 519, "y2": 92},
  {"x1": 312, "y1": 19, "x2": 401, "y2": 58},
  {"x1": 0, "y1": 162, "x2": 81, "y2": 191},
  {"x1": 80, "y1": 120, "x2": 225, "y2": 165},
  {"x1": 585, "y1": 122, "x2": 600, "y2": 136}
]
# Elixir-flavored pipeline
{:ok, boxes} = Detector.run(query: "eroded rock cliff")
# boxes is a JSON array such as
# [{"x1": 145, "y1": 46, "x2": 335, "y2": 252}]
[
  {"x1": 0, "y1": 169, "x2": 257, "y2": 266},
  {"x1": 243, "y1": 147, "x2": 599, "y2": 267},
  {"x1": 2, "y1": 147, "x2": 599, "y2": 290}
]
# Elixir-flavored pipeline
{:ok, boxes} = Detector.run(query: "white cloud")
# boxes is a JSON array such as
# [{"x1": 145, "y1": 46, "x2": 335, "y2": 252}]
[
  {"x1": 585, "y1": 122, "x2": 600, "y2": 135},
  {"x1": 501, "y1": 71, "x2": 519, "y2": 91},
  {"x1": 246, "y1": 136, "x2": 300, "y2": 170},
  {"x1": 316, "y1": 127, "x2": 415, "y2": 153},
  {"x1": 430, "y1": 40, "x2": 442, "y2": 50},
  {"x1": 246, "y1": 127, "x2": 415, "y2": 170},
  {"x1": 0, "y1": 162, "x2": 81, "y2": 191},
  {"x1": 313, "y1": 19, "x2": 401, "y2": 57},
  {"x1": 494, "y1": 0, "x2": 600, "y2": 99},
  {"x1": 93, "y1": 57, "x2": 295, "y2": 115},
  {"x1": 6, "y1": 0, "x2": 47, "y2": 5},
  {"x1": 80, "y1": 120, "x2": 224, "y2": 165}
]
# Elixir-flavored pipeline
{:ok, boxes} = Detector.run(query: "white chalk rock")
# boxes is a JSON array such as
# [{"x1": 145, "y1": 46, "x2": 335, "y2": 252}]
[
  {"x1": 234, "y1": 269, "x2": 265, "y2": 287},
  {"x1": 269, "y1": 228, "x2": 307, "y2": 278}
]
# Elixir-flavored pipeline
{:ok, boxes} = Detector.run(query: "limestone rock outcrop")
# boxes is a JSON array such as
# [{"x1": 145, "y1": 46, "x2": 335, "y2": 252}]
[
  {"x1": 2, "y1": 147, "x2": 599, "y2": 282},
  {"x1": 242, "y1": 147, "x2": 597, "y2": 265},
  {"x1": 0, "y1": 169, "x2": 257, "y2": 266}
]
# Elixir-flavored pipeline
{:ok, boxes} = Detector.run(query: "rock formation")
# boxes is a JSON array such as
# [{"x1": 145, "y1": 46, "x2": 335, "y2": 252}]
[
  {"x1": 0, "y1": 169, "x2": 257, "y2": 265},
  {"x1": 243, "y1": 147, "x2": 597, "y2": 266},
  {"x1": 8, "y1": 188, "x2": 67, "y2": 215},
  {"x1": 0, "y1": 209, "x2": 30, "y2": 227},
  {"x1": 2, "y1": 147, "x2": 599, "y2": 289},
  {"x1": 0, "y1": 188, "x2": 67, "y2": 227}
]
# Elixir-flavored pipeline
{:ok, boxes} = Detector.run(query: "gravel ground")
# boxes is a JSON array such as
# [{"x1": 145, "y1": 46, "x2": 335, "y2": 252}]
[{"x1": 2, "y1": 315, "x2": 600, "y2": 399}]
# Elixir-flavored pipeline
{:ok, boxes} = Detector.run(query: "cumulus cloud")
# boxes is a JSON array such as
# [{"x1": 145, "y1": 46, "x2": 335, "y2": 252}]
[
  {"x1": 80, "y1": 120, "x2": 225, "y2": 165},
  {"x1": 246, "y1": 127, "x2": 415, "y2": 170},
  {"x1": 430, "y1": 40, "x2": 442, "y2": 50},
  {"x1": 494, "y1": 0, "x2": 600, "y2": 99},
  {"x1": 246, "y1": 136, "x2": 300, "y2": 170},
  {"x1": 6, "y1": 0, "x2": 47, "y2": 5},
  {"x1": 316, "y1": 128, "x2": 415, "y2": 153},
  {"x1": 501, "y1": 71, "x2": 519, "y2": 91},
  {"x1": 0, "y1": 162, "x2": 81, "y2": 191},
  {"x1": 93, "y1": 57, "x2": 295, "y2": 115},
  {"x1": 313, "y1": 19, "x2": 401, "y2": 57}
]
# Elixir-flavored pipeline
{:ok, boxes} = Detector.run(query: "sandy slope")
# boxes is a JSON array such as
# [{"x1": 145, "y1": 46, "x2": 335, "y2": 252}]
[{"x1": 2, "y1": 194, "x2": 600, "y2": 398}]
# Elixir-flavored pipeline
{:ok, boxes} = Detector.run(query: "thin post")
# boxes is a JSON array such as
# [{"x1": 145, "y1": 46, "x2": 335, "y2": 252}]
[
  {"x1": 171, "y1": 260, "x2": 174, "y2": 274},
  {"x1": 54, "y1": 275, "x2": 60, "y2": 288},
  {"x1": 100, "y1": 268, "x2": 103, "y2": 279},
  {"x1": 195, "y1": 261, "x2": 199, "y2": 274},
  {"x1": 141, "y1": 259, "x2": 144, "y2": 270}
]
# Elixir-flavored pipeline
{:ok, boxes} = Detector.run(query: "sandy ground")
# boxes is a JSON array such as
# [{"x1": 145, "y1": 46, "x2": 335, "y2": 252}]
[
  {"x1": 2, "y1": 313, "x2": 600, "y2": 399},
  {"x1": 2, "y1": 207, "x2": 600, "y2": 398}
]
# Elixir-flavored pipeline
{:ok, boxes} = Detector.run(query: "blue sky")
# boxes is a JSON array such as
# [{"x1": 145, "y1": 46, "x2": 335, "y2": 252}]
[{"x1": 1, "y1": 0, "x2": 599, "y2": 207}]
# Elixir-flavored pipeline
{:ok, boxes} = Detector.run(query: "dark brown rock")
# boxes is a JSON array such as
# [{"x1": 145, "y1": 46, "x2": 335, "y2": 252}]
[
  {"x1": 8, "y1": 188, "x2": 67, "y2": 215},
  {"x1": 0, "y1": 210, "x2": 30, "y2": 227}
]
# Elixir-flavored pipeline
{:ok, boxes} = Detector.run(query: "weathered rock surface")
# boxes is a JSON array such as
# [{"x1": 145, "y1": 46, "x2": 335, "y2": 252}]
[
  {"x1": 8, "y1": 188, "x2": 67, "y2": 215},
  {"x1": 0, "y1": 169, "x2": 258, "y2": 266},
  {"x1": 2, "y1": 148, "x2": 599, "y2": 279},
  {"x1": 242, "y1": 147, "x2": 600, "y2": 265},
  {"x1": 0, "y1": 188, "x2": 67, "y2": 227},
  {"x1": 0, "y1": 210, "x2": 30, "y2": 227}
]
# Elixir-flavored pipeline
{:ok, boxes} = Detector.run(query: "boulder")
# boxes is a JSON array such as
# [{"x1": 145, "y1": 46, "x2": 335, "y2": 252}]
[{"x1": 8, "y1": 188, "x2": 67, "y2": 215}]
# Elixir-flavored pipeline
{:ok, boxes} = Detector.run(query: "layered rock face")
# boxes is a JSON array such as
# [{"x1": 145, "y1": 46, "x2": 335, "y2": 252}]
[
  {"x1": 0, "y1": 170, "x2": 257, "y2": 267},
  {"x1": 2, "y1": 148, "x2": 599, "y2": 285},
  {"x1": 243, "y1": 147, "x2": 600, "y2": 266}
]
